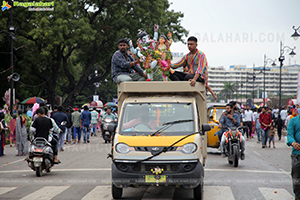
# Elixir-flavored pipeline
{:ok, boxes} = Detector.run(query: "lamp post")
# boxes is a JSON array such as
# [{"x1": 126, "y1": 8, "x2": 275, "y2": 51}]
[
  {"x1": 88, "y1": 69, "x2": 108, "y2": 95},
  {"x1": 291, "y1": 26, "x2": 300, "y2": 41},
  {"x1": 278, "y1": 41, "x2": 296, "y2": 113},
  {"x1": 263, "y1": 55, "x2": 276, "y2": 107}
]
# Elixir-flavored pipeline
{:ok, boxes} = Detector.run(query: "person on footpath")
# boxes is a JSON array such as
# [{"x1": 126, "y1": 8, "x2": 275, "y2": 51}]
[
  {"x1": 243, "y1": 104, "x2": 254, "y2": 140},
  {"x1": 65, "y1": 108, "x2": 72, "y2": 144},
  {"x1": 71, "y1": 107, "x2": 81, "y2": 144},
  {"x1": 81, "y1": 105, "x2": 91, "y2": 143},
  {"x1": 287, "y1": 112, "x2": 300, "y2": 200},
  {"x1": 259, "y1": 107, "x2": 272, "y2": 148},
  {"x1": 15, "y1": 110, "x2": 28, "y2": 156},
  {"x1": 111, "y1": 37, "x2": 147, "y2": 84},
  {"x1": 0, "y1": 112, "x2": 8, "y2": 156},
  {"x1": 91, "y1": 107, "x2": 98, "y2": 136},
  {"x1": 52, "y1": 106, "x2": 69, "y2": 151}
]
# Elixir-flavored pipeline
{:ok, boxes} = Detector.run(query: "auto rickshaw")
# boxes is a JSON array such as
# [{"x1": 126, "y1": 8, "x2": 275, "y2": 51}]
[{"x1": 207, "y1": 103, "x2": 227, "y2": 148}]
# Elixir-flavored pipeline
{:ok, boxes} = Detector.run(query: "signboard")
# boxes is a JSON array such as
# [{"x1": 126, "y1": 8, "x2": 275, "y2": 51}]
[
  {"x1": 262, "y1": 92, "x2": 267, "y2": 99},
  {"x1": 93, "y1": 95, "x2": 99, "y2": 101},
  {"x1": 113, "y1": 98, "x2": 118, "y2": 105}
]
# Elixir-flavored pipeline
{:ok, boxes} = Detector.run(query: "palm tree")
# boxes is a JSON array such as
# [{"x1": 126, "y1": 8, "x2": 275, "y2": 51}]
[{"x1": 220, "y1": 81, "x2": 238, "y2": 101}]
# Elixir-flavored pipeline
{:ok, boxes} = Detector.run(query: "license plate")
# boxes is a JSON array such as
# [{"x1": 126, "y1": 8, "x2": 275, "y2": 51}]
[
  {"x1": 145, "y1": 175, "x2": 166, "y2": 183},
  {"x1": 33, "y1": 157, "x2": 43, "y2": 162},
  {"x1": 35, "y1": 148, "x2": 43, "y2": 152}
]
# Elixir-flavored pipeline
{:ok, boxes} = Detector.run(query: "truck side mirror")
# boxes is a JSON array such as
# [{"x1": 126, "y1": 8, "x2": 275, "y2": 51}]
[{"x1": 201, "y1": 124, "x2": 211, "y2": 135}]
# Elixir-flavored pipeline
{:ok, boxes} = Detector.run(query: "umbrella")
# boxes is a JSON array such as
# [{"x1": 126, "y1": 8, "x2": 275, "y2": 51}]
[
  {"x1": 253, "y1": 104, "x2": 259, "y2": 108},
  {"x1": 21, "y1": 97, "x2": 45, "y2": 104},
  {"x1": 104, "y1": 102, "x2": 117, "y2": 108},
  {"x1": 81, "y1": 103, "x2": 90, "y2": 108}
]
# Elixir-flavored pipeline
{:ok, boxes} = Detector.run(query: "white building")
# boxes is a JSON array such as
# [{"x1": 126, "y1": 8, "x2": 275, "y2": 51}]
[{"x1": 208, "y1": 64, "x2": 300, "y2": 99}]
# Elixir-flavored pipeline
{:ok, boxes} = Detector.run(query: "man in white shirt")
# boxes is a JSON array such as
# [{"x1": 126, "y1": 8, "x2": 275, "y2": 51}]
[
  {"x1": 272, "y1": 106, "x2": 279, "y2": 119},
  {"x1": 280, "y1": 106, "x2": 288, "y2": 121},
  {"x1": 243, "y1": 105, "x2": 254, "y2": 140}
]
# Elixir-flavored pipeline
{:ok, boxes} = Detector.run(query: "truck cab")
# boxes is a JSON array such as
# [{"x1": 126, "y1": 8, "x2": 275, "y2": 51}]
[{"x1": 111, "y1": 82, "x2": 210, "y2": 200}]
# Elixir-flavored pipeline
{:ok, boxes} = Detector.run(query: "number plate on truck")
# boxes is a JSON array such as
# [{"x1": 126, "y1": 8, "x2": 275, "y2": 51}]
[{"x1": 145, "y1": 175, "x2": 166, "y2": 183}]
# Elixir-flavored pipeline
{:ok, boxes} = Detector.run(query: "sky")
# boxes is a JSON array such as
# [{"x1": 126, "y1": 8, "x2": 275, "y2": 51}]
[{"x1": 168, "y1": 0, "x2": 300, "y2": 68}]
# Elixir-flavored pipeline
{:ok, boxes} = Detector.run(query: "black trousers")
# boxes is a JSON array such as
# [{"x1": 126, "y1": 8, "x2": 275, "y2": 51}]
[
  {"x1": 244, "y1": 121, "x2": 252, "y2": 138},
  {"x1": 169, "y1": 71, "x2": 204, "y2": 83},
  {"x1": 50, "y1": 137, "x2": 58, "y2": 156},
  {"x1": 291, "y1": 154, "x2": 300, "y2": 199}
]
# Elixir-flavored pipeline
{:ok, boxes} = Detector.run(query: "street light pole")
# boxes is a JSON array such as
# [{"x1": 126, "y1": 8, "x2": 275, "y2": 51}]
[
  {"x1": 263, "y1": 55, "x2": 276, "y2": 107},
  {"x1": 9, "y1": 3, "x2": 14, "y2": 116},
  {"x1": 278, "y1": 41, "x2": 296, "y2": 113}
]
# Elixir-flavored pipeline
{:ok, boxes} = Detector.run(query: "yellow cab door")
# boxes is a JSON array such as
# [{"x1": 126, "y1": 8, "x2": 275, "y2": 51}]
[{"x1": 207, "y1": 105, "x2": 226, "y2": 148}]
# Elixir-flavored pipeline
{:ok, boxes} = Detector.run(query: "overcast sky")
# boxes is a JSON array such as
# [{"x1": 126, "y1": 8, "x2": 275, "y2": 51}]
[{"x1": 168, "y1": 0, "x2": 300, "y2": 68}]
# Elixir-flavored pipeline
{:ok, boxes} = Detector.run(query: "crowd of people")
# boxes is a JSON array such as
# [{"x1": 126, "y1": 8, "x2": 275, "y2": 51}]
[{"x1": 0, "y1": 102, "x2": 118, "y2": 158}]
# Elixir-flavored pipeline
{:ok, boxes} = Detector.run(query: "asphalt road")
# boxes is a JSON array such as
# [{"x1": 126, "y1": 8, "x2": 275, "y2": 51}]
[{"x1": 0, "y1": 133, "x2": 295, "y2": 200}]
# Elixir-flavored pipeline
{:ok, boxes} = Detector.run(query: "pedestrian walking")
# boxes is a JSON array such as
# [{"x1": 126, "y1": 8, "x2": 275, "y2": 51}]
[
  {"x1": 71, "y1": 107, "x2": 81, "y2": 143},
  {"x1": 254, "y1": 108, "x2": 262, "y2": 143},
  {"x1": 276, "y1": 114, "x2": 284, "y2": 141},
  {"x1": 15, "y1": 110, "x2": 28, "y2": 156},
  {"x1": 81, "y1": 106, "x2": 91, "y2": 143},
  {"x1": 287, "y1": 113, "x2": 300, "y2": 200},
  {"x1": 0, "y1": 112, "x2": 8, "y2": 157},
  {"x1": 91, "y1": 107, "x2": 98, "y2": 136},
  {"x1": 259, "y1": 107, "x2": 272, "y2": 148},
  {"x1": 243, "y1": 105, "x2": 254, "y2": 140},
  {"x1": 52, "y1": 106, "x2": 69, "y2": 151},
  {"x1": 268, "y1": 125, "x2": 275, "y2": 148},
  {"x1": 7, "y1": 114, "x2": 16, "y2": 147},
  {"x1": 65, "y1": 108, "x2": 72, "y2": 144}
]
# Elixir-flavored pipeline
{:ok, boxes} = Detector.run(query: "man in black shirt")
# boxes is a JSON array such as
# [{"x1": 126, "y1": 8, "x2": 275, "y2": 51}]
[{"x1": 31, "y1": 108, "x2": 60, "y2": 163}]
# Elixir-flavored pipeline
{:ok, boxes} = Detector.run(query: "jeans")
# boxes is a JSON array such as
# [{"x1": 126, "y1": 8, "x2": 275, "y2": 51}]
[
  {"x1": 256, "y1": 126, "x2": 261, "y2": 141},
  {"x1": 291, "y1": 154, "x2": 300, "y2": 199},
  {"x1": 244, "y1": 121, "x2": 252, "y2": 138},
  {"x1": 65, "y1": 127, "x2": 72, "y2": 142},
  {"x1": 82, "y1": 125, "x2": 90, "y2": 142},
  {"x1": 91, "y1": 124, "x2": 97, "y2": 136},
  {"x1": 261, "y1": 128, "x2": 269, "y2": 146},
  {"x1": 73, "y1": 127, "x2": 81, "y2": 141},
  {"x1": 59, "y1": 132, "x2": 65, "y2": 150}
]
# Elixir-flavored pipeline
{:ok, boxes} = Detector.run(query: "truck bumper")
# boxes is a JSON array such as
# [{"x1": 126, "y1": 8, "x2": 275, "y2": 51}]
[{"x1": 112, "y1": 160, "x2": 203, "y2": 188}]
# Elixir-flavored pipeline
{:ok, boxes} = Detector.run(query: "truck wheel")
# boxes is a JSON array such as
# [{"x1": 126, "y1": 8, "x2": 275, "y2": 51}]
[
  {"x1": 194, "y1": 166, "x2": 204, "y2": 200},
  {"x1": 36, "y1": 166, "x2": 42, "y2": 177},
  {"x1": 233, "y1": 145, "x2": 239, "y2": 167},
  {"x1": 112, "y1": 184, "x2": 123, "y2": 199}
]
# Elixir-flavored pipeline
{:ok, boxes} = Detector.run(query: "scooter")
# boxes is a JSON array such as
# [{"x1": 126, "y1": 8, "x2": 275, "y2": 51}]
[
  {"x1": 222, "y1": 126, "x2": 247, "y2": 167},
  {"x1": 26, "y1": 135, "x2": 58, "y2": 177},
  {"x1": 102, "y1": 118, "x2": 116, "y2": 143}
]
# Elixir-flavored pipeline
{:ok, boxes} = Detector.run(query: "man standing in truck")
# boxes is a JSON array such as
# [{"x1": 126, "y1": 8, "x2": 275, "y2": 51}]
[
  {"x1": 170, "y1": 36, "x2": 217, "y2": 99},
  {"x1": 111, "y1": 37, "x2": 147, "y2": 84}
]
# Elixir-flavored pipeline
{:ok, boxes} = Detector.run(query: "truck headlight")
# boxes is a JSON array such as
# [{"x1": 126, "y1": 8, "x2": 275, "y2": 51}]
[
  {"x1": 115, "y1": 143, "x2": 134, "y2": 154},
  {"x1": 177, "y1": 143, "x2": 197, "y2": 154}
]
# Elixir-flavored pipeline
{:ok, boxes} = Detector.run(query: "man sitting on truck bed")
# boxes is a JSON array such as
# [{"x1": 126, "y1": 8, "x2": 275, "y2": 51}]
[
  {"x1": 111, "y1": 37, "x2": 148, "y2": 84},
  {"x1": 170, "y1": 36, "x2": 217, "y2": 100}
]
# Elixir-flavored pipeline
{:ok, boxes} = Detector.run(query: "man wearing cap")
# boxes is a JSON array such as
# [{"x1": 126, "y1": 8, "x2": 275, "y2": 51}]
[
  {"x1": 71, "y1": 107, "x2": 81, "y2": 144},
  {"x1": 111, "y1": 37, "x2": 147, "y2": 84}
]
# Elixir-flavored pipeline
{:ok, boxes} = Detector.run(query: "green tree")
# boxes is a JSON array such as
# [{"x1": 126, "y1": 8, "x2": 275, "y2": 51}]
[
  {"x1": 0, "y1": 0, "x2": 188, "y2": 107},
  {"x1": 219, "y1": 81, "x2": 238, "y2": 101}
]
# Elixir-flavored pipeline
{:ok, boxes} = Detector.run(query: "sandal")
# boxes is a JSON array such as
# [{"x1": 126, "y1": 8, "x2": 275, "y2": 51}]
[{"x1": 53, "y1": 160, "x2": 61, "y2": 164}]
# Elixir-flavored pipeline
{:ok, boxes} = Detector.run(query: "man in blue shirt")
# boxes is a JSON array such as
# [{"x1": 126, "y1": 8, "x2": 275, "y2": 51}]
[
  {"x1": 287, "y1": 114, "x2": 300, "y2": 199},
  {"x1": 81, "y1": 106, "x2": 91, "y2": 143},
  {"x1": 219, "y1": 104, "x2": 245, "y2": 160},
  {"x1": 52, "y1": 106, "x2": 69, "y2": 151}
]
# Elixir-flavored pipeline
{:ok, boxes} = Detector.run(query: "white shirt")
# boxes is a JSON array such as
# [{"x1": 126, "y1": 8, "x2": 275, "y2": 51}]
[
  {"x1": 280, "y1": 109, "x2": 287, "y2": 121},
  {"x1": 272, "y1": 108, "x2": 279, "y2": 118},
  {"x1": 244, "y1": 110, "x2": 254, "y2": 122}
]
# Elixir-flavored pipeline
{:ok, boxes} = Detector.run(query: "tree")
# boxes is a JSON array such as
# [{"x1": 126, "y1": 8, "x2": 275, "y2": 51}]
[
  {"x1": 219, "y1": 81, "x2": 238, "y2": 101},
  {"x1": 0, "y1": 0, "x2": 188, "y2": 108}
]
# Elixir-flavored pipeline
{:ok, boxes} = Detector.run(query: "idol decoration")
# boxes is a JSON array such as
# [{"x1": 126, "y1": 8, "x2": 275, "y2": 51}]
[{"x1": 129, "y1": 25, "x2": 174, "y2": 81}]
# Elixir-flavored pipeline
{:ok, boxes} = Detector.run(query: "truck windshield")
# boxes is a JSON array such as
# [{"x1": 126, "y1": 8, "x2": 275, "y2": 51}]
[{"x1": 120, "y1": 103, "x2": 195, "y2": 135}]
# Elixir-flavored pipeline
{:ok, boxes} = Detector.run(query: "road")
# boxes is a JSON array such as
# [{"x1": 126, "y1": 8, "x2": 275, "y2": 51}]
[{"x1": 0, "y1": 134, "x2": 295, "y2": 200}]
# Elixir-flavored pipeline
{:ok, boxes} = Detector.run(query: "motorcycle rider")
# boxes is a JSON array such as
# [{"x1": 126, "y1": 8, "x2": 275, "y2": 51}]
[
  {"x1": 101, "y1": 106, "x2": 117, "y2": 136},
  {"x1": 31, "y1": 107, "x2": 60, "y2": 164},
  {"x1": 219, "y1": 104, "x2": 246, "y2": 160}
]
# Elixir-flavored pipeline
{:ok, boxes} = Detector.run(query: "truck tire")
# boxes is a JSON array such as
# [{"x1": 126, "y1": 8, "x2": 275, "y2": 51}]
[
  {"x1": 112, "y1": 184, "x2": 123, "y2": 199},
  {"x1": 233, "y1": 145, "x2": 239, "y2": 167},
  {"x1": 193, "y1": 166, "x2": 204, "y2": 200}
]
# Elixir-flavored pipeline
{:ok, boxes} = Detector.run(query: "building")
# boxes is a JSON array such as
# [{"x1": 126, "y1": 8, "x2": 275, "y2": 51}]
[{"x1": 208, "y1": 64, "x2": 300, "y2": 99}]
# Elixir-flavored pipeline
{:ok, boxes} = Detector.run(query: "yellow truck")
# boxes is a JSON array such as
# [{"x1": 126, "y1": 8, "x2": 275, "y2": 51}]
[{"x1": 111, "y1": 82, "x2": 211, "y2": 200}]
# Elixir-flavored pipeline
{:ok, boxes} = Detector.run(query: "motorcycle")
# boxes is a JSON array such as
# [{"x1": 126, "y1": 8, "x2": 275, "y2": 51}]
[
  {"x1": 26, "y1": 135, "x2": 58, "y2": 177},
  {"x1": 102, "y1": 118, "x2": 116, "y2": 143},
  {"x1": 222, "y1": 126, "x2": 247, "y2": 167}
]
